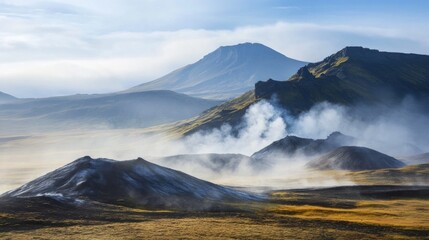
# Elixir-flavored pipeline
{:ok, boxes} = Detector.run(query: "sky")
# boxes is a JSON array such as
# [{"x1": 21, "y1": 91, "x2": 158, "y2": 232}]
[{"x1": 0, "y1": 0, "x2": 428, "y2": 98}]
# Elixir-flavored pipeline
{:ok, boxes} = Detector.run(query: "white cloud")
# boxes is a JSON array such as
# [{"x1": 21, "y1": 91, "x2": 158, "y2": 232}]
[{"x1": 0, "y1": 1, "x2": 428, "y2": 97}]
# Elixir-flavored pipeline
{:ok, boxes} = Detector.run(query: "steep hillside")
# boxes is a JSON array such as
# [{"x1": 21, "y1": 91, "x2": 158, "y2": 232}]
[
  {"x1": 2, "y1": 156, "x2": 257, "y2": 210},
  {"x1": 170, "y1": 90, "x2": 256, "y2": 136},
  {"x1": 306, "y1": 146, "x2": 406, "y2": 171},
  {"x1": 256, "y1": 46, "x2": 429, "y2": 115},
  {"x1": 129, "y1": 43, "x2": 306, "y2": 100}
]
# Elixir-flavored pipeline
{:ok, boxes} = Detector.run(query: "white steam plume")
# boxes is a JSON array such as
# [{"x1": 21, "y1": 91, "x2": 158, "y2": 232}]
[{"x1": 181, "y1": 99, "x2": 287, "y2": 156}]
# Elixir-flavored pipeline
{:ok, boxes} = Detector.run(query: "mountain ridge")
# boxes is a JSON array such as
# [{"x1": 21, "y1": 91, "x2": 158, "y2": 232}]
[
  {"x1": 0, "y1": 90, "x2": 220, "y2": 134},
  {"x1": 306, "y1": 146, "x2": 406, "y2": 171},
  {"x1": 128, "y1": 42, "x2": 307, "y2": 100},
  {"x1": 0, "y1": 91, "x2": 17, "y2": 103},
  {"x1": 172, "y1": 46, "x2": 429, "y2": 135},
  {"x1": 251, "y1": 132, "x2": 355, "y2": 162}
]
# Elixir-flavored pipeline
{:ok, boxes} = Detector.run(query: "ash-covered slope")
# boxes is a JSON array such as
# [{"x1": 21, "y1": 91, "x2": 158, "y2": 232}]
[
  {"x1": 306, "y1": 146, "x2": 406, "y2": 171},
  {"x1": 251, "y1": 132, "x2": 355, "y2": 161},
  {"x1": 2, "y1": 156, "x2": 257, "y2": 210},
  {"x1": 129, "y1": 43, "x2": 306, "y2": 100}
]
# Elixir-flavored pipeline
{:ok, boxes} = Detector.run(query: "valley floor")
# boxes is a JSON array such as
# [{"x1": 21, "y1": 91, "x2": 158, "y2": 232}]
[{"x1": 1, "y1": 185, "x2": 429, "y2": 240}]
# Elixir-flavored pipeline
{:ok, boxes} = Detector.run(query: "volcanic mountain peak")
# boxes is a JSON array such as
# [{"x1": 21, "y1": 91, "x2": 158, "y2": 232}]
[
  {"x1": 208, "y1": 42, "x2": 295, "y2": 63},
  {"x1": 128, "y1": 42, "x2": 307, "y2": 100},
  {"x1": 4, "y1": 156, "x2": 258, "y2": 210},
  {"x1": 306, "y1": 146, "x2": 406, "y2": 171}
]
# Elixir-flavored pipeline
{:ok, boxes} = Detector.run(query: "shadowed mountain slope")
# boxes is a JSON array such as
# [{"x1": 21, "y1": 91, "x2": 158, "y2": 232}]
[
  {"x1": 251, "y1": 132, "x2": 355, "y2": 161},
  {"x1": 306, "y1": 146, "x2": 406, "y2": 171},
  {"x1": 256, "y1": 46, "x2": 429, "y2": 115}
]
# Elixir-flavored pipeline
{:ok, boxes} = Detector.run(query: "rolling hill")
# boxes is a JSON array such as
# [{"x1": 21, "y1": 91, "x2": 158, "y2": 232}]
[
  {"x1": 251, "y1": 132, "x2": 355, "y2": 161},
  {"x1": 306, "y1": 146, "x2": 406, "y2": 171},
  {"x1": 0, "y1": 90, "x2": 220, "y2": 134},
  {"x1": 172, "y1": 47, "x2": 429, "y2": 135},
  {"x1": 128, "y1": 43, "x2": 307, "y2": 100},
  {"x1": 2, "y1": 156, "x2": 257, "y2": 210}
]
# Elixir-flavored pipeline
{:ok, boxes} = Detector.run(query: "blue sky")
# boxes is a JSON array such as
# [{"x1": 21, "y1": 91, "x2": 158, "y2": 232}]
[{"x1": 0, "y1": 0, "x2": 428, "y2": 97}]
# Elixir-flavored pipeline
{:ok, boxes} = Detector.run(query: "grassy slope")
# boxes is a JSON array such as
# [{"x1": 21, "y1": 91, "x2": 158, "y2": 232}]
[
  {"x1": 256, "y1": 47, "x2": 429, "y2": 115},
  {"x1": 1, "y1": 164, "x2": 429, "y2": 239},
  {"x1": 170, "y1": 91, "x2": 257, "y2": 136},
  {"x1": 1, "y1": 187, "x2": 429, "y2": 239},
  {"x1": 348, "y1": 164, "x2": 429, "y2": 185}
]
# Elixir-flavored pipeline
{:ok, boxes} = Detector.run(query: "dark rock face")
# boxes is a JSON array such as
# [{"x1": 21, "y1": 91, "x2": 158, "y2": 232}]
[
  {"x1": 2, "y1": 156, "x2": 258, "y2": 210},
  {"x1": 255, "y1": 46, "x2": 429, "y2": 115},
  {"x1": 306, "y1": 146, "x2": 406, "y2": 171},
  {"x1": 288, "y1": 66, "x2": 316, "y2": 81},
  {"x1": 251, "y1": 132, "x2": 355, "y2": 161}
]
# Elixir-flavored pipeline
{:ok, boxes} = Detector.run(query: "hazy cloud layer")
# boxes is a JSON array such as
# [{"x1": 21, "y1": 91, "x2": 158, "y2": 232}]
[{"x1": 0, "y1": 1, "x2": 428, "y2": 97}]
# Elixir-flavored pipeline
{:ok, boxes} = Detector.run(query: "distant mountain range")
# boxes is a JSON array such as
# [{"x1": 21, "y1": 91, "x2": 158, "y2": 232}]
[
  {"x1": 174, "y1": 47, "x2": 429, "y2": 135},
  {"x1": 0, "y1": 42, "x2": 307, "y2": 134},
  {"x1": 0, "y1": 91, "x2": 16, "y2": 104},
  {"x1": 0, "y1": 91, "x2": 220, "y2": 134},
  {"x1": 128, "y1": 43, "x2": 307, "y2": 100},
  {"x1": 2, "y1": 156, "x2": 257, "y2": 210}
]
